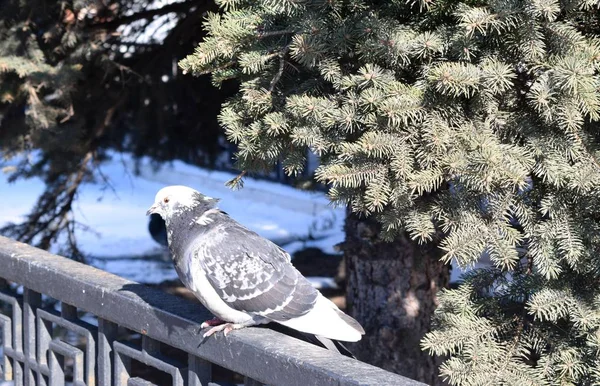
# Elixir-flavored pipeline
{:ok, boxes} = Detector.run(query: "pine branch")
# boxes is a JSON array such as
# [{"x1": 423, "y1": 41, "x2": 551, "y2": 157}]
[
  {"x1": 178, "y1": 1, "x2": 600, "y2": 383},
  {"x1": 258, "y1": 29, "x2": 297, "y2": 38},
  {"x1": 269, "y1": 47, "x2": 288, "y2": 92}
]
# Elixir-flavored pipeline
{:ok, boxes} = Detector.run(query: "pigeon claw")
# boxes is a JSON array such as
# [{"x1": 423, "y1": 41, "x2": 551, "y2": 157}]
[
  {"x1": 202, "y1": 322, "x2": 242, "y2": 338},
  {"x1": 223, "y1": 324, "x2": 234, "y2": 336}
]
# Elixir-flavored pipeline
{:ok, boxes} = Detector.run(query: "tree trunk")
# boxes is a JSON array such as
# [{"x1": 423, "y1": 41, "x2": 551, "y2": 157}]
[{"x1": 344, "y1": 211, "x2": 449, "y2": 385}]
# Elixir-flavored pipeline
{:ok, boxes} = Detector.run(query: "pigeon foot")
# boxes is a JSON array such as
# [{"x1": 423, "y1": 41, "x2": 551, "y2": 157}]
[
  {"x1": 200, "y1": 317, "x2": 225, "y2": 329},
  {"x1": 202, "y1": 322, "x2": 244, "y2": 338}
]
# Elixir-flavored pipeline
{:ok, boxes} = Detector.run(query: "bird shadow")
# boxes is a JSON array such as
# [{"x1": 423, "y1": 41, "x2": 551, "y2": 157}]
[{"x1": 119, "y1": 282, "x2": 213, "y2": 347}]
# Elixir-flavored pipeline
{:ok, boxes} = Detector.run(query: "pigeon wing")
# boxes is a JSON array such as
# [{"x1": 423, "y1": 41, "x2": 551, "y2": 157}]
[{"x1": 196, "y1": 217, "x2": 318, "y2": 322}]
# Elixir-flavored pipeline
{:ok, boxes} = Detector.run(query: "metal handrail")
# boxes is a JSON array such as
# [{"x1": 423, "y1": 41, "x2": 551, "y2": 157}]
[{"x1": 0, "y1": 236, "x2": 424, "y2": 386}]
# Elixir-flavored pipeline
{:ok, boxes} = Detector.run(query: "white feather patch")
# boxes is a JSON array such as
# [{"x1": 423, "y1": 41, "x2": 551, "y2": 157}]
[
  {"x1": 276, "y1": 294, "x2": 363, "y2": 342},
  {"x1": 254, "y1": 291, "x2": 296, "y2": 316},
  {"x1": 154, "y1": 185, "x2": 199, "y2": 209},
  {"x1": 194, "y1": 208, "x2": 221, "y2": 226}
]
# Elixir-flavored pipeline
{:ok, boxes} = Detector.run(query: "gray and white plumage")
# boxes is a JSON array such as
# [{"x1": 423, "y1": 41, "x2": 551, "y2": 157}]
[{"x1": 147, "y1": 185, "x2": 364, "y2": 342}]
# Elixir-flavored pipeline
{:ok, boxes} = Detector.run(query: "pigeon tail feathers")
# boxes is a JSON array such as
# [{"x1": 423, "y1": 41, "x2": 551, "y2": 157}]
[
  {"x1": 312, "y1": 335, "x2": 357, "y2": 359},
  {"x1": 276, "y1": 294, "x2": 364, "y2": 342}
]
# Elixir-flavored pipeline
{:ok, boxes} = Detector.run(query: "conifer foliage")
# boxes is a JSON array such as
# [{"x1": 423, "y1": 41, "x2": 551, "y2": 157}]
[
  {"x1": 181, "y1": 0, "x2": 600, "y2": 383},
  {"x1": 0, "y1": 0, "x2": 230, "y2": 259}
]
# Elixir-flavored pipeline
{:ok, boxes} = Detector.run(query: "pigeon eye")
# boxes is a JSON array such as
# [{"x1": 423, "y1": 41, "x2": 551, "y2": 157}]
[{"x1": 163, "y1": 197, "x2": 170, "y2": 204}]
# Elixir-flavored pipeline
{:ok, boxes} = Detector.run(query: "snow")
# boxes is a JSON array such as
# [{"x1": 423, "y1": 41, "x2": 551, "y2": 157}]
[
  {"x1": 0, "y1": 152, "x2": 345, "y2": 284},
  {"x1": 117, "y1": 0, "x2": 185, "y2": 48},
  {"x1": 1, "y1": 151, "x2": 477, "y2": 286},
  {"x1": 89, "y1": 255, "x2": 177, "y2": 284}
]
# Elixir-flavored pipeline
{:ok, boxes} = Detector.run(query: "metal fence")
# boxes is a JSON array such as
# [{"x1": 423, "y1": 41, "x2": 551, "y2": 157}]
[{"x1": 0, "y1": 236, "x2": 423, "y2": 386}]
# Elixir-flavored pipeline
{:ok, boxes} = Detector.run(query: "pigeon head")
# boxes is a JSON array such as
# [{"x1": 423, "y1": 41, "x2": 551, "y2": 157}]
[{"x1": 147, "y1": 185, "x2": 218, "y2": 219}]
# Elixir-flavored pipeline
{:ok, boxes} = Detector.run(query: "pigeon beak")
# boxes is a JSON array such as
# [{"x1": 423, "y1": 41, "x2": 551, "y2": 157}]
[{"x1": 146, "y1": 204, "x2": 158, "y2": 216}]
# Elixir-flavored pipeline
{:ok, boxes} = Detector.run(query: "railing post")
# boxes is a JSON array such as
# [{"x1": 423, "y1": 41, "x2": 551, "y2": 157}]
[
  {"x1": 23, "y1": 289, "x2": 41, "y2": 386},
  {"x1": 60, "y1": 303, "x2": 77, "y2": 320},
  {"x1": 36, "y1": 308, "x2": 52, "y2": 386},
  {"x1": 187, "y1": 355, "x2": 211, "y2": 386},
  {"x1": 113, "y1": 344, "x2": 132, "y2": 386},
  {"x1": 47, "y1": 340, "x2": 66, "y2": 386},
  {"x1": 141, "y1": 336, "x2": 160, "y2": 356},
  {"x1": 56, "y1": 302, "x2": 76, "y2": 385},
  {"x1": 98, "y1": 318, "x2": 118, "y2": 386},
  {"x1": 55, "y1": 304, "x2": 78, "y2": 383}
]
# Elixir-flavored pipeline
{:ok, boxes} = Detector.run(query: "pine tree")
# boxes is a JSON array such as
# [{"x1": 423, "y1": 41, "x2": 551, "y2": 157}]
[
  {"x1": 181, "y1": 0, "x2": 600, "y2": 384},
  {"x1": 0, "y1": 0, "x2": 231, "y2": 259}
]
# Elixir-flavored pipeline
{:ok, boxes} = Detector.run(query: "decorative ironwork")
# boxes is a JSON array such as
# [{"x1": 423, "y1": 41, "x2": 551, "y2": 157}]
[{"x1": 0, "y1": 236, "x2": 424, "y2": 386}]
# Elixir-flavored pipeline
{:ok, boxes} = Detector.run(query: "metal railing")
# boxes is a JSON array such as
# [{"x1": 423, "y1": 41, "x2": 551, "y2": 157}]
[{"x1": 0, "y1": 236, "x2": 423, "y2": 386}]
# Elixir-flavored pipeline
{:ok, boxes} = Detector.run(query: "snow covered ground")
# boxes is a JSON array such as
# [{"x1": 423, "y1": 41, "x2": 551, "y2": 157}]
[
  {"x1": 0, "y1": 151, "x2": 474, "y2": 285},
  {"x1": 0, "y1": 152, "x2": 346, "y2": 284}
]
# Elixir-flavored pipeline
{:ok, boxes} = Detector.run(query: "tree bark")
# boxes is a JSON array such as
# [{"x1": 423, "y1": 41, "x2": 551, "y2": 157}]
[{"x1": 344, "y1": 211, "x2": 449, "y2": 385}]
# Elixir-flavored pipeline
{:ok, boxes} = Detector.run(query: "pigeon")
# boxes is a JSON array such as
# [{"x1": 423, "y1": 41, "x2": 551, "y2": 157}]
[{"x1": 146, "y1": 185, "x2": 365, "y2": 342}]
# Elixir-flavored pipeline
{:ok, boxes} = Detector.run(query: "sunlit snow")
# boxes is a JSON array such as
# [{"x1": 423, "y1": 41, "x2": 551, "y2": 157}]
[
  {"x1": 0, "y1": 151, "x2": 476, "y2": 285},
  {"x1": 0, "y1": 152, "x2": 345, "y2": 284}
]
